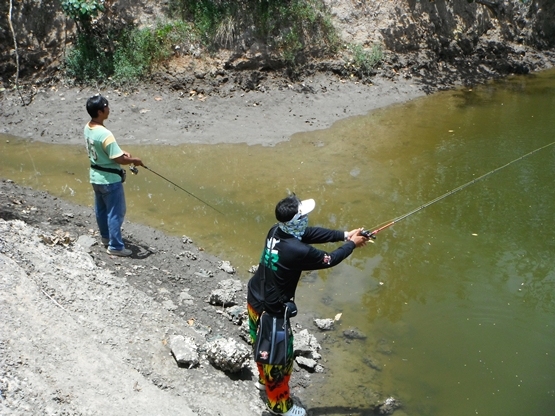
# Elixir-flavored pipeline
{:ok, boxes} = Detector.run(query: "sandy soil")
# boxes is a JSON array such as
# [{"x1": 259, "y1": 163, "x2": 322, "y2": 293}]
[
  {"x1": 0, "y1": 179, "x2": 268, "y2": 416},
  {"x1": 0, "y1": 74, "x2": 424, "y2": 147},
  {"x1": 0, "y1": 75, "x2": 425, "y2": 416}
]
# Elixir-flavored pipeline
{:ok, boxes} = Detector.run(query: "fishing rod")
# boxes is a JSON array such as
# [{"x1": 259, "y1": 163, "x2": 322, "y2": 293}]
[
  {"x1": 361, "y1": 140, "x2": 555, "y2": 240},
  {"x1": 130, "y1": 165, "x2": 224, "y2": 215}
]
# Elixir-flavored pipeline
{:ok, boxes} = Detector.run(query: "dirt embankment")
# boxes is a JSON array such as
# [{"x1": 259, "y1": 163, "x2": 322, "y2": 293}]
[
  {"x1": 0, "y1": 180, "x2": 274, "y2": 416},
  {"x1": 1, "y1": 0, "x2": 554, "y2": 96}
]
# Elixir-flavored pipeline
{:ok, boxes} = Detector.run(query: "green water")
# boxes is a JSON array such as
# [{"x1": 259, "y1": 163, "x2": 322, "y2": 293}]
[{"x1": 2, "y1": 69, "x2": 555, "y2": 415}]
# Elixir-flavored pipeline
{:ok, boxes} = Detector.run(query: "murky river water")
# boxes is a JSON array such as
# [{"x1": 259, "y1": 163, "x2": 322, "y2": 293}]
[{"x1": 2, "y1": 68, "x2": 555, "y2": 415}]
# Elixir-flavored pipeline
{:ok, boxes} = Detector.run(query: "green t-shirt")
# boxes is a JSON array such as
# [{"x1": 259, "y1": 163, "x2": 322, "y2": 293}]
[{"x1": 84, "y1": 123, "x2": 124, "y2": 184}]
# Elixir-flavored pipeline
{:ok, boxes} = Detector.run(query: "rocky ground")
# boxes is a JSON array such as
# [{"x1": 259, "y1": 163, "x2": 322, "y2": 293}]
[
  {"x1": 0, "y1": 178, "x2": 307, "y2": 416},
  {"x1": 2, "y1": 176, "x2": 384, "y2": 416},
  {"x1": 0, "y1": 178, "x2": 259, "y2": 416}
]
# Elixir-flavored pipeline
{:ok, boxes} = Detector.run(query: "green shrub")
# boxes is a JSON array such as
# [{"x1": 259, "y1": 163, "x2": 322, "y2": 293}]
[
  {"x1": 64, "y1": 34, "x2": 113, "y2": 82},
  {"x1": 63, "y1": 0, "x2": 350, "y2": 83},
  {"x1": 167, "y1": 0, "x2": 339, "y2": 64},
  {"x1": 64, "y1": 21, "x2": 196, "y2": 86},
  {"x1": 155, "y1": 21, "x2": 198, "y2": 54},
  {"x1": 61, "y1": 0, "x2": 104, "y2": 30},
  {"x1": 112, "y1": 28, "x2": 158, "y2": 85},
  {"x1": 168, "y1": 0, "x2": 230, "y2": 43},
  {"x1": 348, "y1": 43, "x2": 384, "y2": 77}
]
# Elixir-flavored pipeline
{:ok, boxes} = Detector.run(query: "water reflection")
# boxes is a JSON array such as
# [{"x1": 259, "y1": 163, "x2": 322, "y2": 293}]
[{"x1": 1, "y1": 69, "x2": 555, "y2": 415}]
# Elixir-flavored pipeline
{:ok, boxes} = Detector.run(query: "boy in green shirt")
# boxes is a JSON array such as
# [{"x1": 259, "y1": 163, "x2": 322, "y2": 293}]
[{"x1": 85, "y1": 94, "x2": 144, "y2": 256}]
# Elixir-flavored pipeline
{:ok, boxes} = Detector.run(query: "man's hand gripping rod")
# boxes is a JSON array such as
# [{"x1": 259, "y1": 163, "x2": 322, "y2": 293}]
[{"x1": 361, "y1": 225, "x2": 391, "y2": 240}]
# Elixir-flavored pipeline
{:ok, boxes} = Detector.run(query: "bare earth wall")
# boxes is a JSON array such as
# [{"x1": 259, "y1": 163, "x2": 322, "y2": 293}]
[{"x1": 1, "y1": 0, "x2": 554, "y2": 92}]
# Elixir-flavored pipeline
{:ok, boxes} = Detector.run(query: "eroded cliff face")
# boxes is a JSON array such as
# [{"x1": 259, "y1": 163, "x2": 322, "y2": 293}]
[
  {"x1": 323, "y1": 0, "x2": 554, "y2": 90},
  {"x1": 0, "y1": 0, "x2": 161, "y2": 83},
  {"x1": 1, "y1": 0, "x2": 69, "y2": 81},
  {"x1": 1, "y1": 0, "x2": 554, "y2": 89},
  {"x1": 327, "y1": 0, "x2": 554, "y2": 50}
]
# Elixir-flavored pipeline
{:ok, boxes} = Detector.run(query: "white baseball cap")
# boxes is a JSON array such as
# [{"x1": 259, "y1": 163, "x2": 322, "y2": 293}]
[
  {"x1": 290, "y1": 199, "x2": 315, "y2": 221},
  {"x1": 298, "y1": 199, "x2": 315, "y2": 216}
]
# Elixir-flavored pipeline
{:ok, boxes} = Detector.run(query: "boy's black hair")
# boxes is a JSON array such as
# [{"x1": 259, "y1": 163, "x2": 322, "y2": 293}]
[
  {"x1": 275, "y1": 194, "x2": 301, "y2": 222},
  {"x1": 86, "y1": 94, "x2": 109, "y2": 118}
]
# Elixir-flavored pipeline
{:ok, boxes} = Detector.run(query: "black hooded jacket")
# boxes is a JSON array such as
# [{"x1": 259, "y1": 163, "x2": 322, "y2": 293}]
[{"x1": 247, "y1": 225, "x2": 356, "y2": 315}]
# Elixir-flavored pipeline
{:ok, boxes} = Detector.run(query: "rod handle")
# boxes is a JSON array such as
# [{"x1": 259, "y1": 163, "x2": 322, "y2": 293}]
[{"x1": 361, "y1": 230, "x2": 377, "y2": 239}]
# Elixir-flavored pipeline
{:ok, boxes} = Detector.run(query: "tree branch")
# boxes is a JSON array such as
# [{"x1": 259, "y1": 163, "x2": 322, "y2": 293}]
[
  {"x1": 474, "y1": 0, "x2": 500, "y2": 15},
  {"x1": 8, "y1": 0, "x2": 31, "y2": 106}
]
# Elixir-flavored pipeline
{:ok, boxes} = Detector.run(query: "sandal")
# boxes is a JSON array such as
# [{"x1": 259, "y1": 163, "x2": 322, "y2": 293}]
[{"x1": 268, "y1": 404, "x2": 306, "y2": 416}]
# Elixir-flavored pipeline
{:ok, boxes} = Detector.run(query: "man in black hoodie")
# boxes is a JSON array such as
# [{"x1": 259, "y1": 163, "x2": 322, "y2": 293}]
[{"x1": 247, "y1": 195, "x2": 369, "y2": 416}]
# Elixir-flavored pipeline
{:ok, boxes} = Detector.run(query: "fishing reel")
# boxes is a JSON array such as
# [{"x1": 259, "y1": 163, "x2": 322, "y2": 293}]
[
  {"x1": 361, "y1": 229, "x2": 376, "y2": 240},
  {"x1": 129, "y1": 165, "x2": 139, "y2": 175}
]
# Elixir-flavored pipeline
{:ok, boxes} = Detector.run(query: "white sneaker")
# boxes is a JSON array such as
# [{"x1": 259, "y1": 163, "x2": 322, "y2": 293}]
[
  {"x1": 268, "y1": 404, "x2": 306, "y2": 416},
  {"x1": 101, "y1": 237, "x2": 109, "y2": 246},
  {"x1": 107, "y1": 248, "x2": 132, "y2": 257}
]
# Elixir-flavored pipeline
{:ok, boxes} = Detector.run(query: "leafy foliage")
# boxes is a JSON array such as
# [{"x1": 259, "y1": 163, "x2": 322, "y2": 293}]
[
  {"x1": 64, "y1": 22, "x2": 195, "y2": 87},
  {"x1": 167, "y1": 0, "x2": 338, "y2": 64},
  {"x1": 61, "y1": 0, "x2": 104, "y2": 29},
  {"x1": 61, "y1": 0, "x2": 376, "y2": 85},
  {"x1": 112, "y1": 29, "x2": 158, "y2": 85},
  {"x1": 64, "y1": 34, "x2": 112, "y2": 81},
  {"x1": 347, "y1": 44, "x2": 384, "y2": 77}
]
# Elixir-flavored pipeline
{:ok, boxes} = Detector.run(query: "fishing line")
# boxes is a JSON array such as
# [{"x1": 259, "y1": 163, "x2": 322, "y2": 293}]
[
  {"x1": 363, "y1": 140, "x2": 555, "y2": 239},
  {"x1": 132, "y1": 165, "x2": 224, "y2": 215}
]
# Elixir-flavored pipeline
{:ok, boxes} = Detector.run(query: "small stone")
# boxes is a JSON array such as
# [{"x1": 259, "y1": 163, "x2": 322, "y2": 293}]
[
  {"x1": 295, "y1": 356, "x2": 318, "y2": 371},
  {"x1": 343, "y1": 327, "x2": 367, "y2": 340},
  {"x1": 374, "y1": 397, "x2": 401, "y2": 415},
  {"x1": 76, "y1": 235, "x2": 96, "y2": 251},
  {"x1": 169, "y1": 335, "x2": 199, "y2": 368},
  {"x1": 205, "y1": 337, "x2": 250, "y2": 373},
  {"x1": 209, "y1": 289, "x2": 236, "y2": 306},
  {"x1": 314, "y1": 318, "x2": 334, "y2": 330},
  {"x1": 162, "y1": 299, "x2": 178, "y2": 311},
  {"x1": 218, "y1": 260, "x2": 235, "y2": 274}
]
